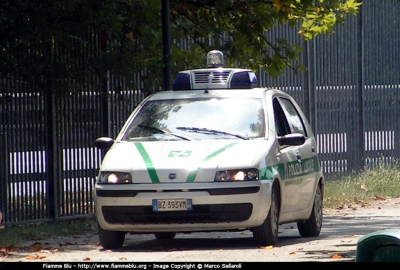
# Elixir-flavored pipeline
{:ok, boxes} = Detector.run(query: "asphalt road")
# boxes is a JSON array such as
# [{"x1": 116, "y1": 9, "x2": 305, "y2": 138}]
[{"x1": 1, "y1": 198, "x2": 400, "y2": 263}]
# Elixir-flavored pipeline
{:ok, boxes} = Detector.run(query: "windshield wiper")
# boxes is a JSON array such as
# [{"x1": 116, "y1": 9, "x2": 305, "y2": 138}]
[
  {"x1": 176, "y1": 127, "x2": 248, "y2": 140},
  {"x1": 138, "y1": 124, "x2": 194, "y2": 141}
]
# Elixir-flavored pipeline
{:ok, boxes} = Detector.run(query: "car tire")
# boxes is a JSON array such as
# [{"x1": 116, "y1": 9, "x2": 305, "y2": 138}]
[
  {"x1": 154, "y1": 232, "x2": 176, "y2": 240},
  {"x1": 97, "y1": 222, "x2": 125, "y2": 249},
  {"x1": 297, "y1": 183, "x2": 323, "y2": 237},
  {"x1": 252, "y1": 182, "x2": 280, "y2": 246}
]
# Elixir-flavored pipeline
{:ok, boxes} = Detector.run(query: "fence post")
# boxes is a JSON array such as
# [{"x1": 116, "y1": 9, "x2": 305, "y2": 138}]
[
  {"x1": 303, "y1": 39, "x2": 317, "y2": 135},
  {"x1": 99, "y1": 29, "x2": 109, "y2": 141},
  {"x1": 356, "y1": 0, "x2": 365, "y2": 172},
  {"x1": 162, "y1": 0, "x2": 172, "y2": 91},
  {"x1": 44, "y1": 89, "x2": 60, "y2": 220},
  {"x1": 0, "y1": 131, "x2": 8, "y2": 222}
]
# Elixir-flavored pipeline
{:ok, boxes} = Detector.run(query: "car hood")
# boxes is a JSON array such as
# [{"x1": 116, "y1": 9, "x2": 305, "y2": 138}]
[{"x1": 98, "y1": 140, "x2": 272, "y2": 183}]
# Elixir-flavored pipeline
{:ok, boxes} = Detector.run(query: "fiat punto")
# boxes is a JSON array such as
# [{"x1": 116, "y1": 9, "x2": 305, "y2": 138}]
[{"x1": 94, "y1": 50, "x2": 324, "y2": 249}]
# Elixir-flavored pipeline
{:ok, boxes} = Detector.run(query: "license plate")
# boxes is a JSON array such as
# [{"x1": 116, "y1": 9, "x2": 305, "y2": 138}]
[{"x1": 152, "y1": 199, "x2": 193, "y2": 212}]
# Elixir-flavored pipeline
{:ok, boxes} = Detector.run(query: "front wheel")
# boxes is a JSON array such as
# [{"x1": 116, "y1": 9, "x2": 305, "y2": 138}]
[
  {"x1": 297, "y1": 183, "x2": 323, "y2": 237},
  {"x1": 97, "y1": 222, "x2": 125, "y2": 249},
  {"x1": 252, "y1": 183, "x2": 280, "y2": 246}
]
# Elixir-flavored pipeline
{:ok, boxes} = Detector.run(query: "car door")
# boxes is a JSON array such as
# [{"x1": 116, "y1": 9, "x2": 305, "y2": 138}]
[
  {"x1": 272, "y1": 97, "x2": 302, "y2": 214},
  {"x1": 278, "y1": 97, "x2": 318, "y2": 212}
]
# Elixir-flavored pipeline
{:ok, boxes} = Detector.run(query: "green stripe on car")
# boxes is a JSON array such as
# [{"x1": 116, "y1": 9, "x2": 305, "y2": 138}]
[
  {"x1": 185, "y1": 142, "x2": 239, "y2": 183},
  {"x1": 260, "y1": 156, "x2": 321, "y2": 181},
  {"x1": 134, "y1": 143, "x2": 160, "y2": 183}
]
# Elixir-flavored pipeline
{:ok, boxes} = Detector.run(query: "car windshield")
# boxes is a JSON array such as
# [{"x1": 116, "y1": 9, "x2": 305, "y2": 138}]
[{"x1": 121, "y1": 97, "x2": 265, "y2": 141}]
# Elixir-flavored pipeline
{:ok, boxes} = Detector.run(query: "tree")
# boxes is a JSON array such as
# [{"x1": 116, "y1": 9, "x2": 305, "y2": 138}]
[
  {"x1": 169, "y1": 0, "x2": 361, "y2": 77},
  {"x1": 0, "y1": 0, "x2": 361, "y2": 96}
]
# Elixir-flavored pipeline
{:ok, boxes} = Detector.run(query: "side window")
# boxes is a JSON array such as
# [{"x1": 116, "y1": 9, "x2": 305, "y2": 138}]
[
  {"x1": 272, "y1": 98, "x2": 290, "y2": 136},
  {"x1": 279, "y1": 97, "x2": 307, "y2": 137}
]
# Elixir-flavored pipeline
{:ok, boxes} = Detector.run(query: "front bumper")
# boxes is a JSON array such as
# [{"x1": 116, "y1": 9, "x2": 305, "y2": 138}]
[
  {"x1": 95, "y1": 182, "x2": 271, "y2": 232},
  {"x1": 101, "y1": 203, "x2": 252, "y2": 224}
]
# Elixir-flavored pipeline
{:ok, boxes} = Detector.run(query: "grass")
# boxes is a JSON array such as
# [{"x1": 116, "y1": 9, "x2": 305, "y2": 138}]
[
  {"x1": 1, "y1": 162, "x2": 400, "y2": 248},
  {"x1": 0, "y1": 216, "x2": 97, "y2": 248},
  {"x1": 324, "y1": 162, "x2": 400, "y2": 208}
]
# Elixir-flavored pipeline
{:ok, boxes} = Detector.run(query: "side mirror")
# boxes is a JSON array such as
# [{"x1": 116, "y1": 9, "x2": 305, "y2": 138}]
[
  {"x1": 95, "y1": 137, "x2": 114, "y2": 150},
  {"x1": 277, "y1": 133, "x2": 306, "y2": 146}
]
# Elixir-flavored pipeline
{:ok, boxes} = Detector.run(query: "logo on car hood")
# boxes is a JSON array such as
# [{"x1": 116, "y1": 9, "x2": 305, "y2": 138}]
[{"x1": 134, "y1": 141, "x2": 239, "y2": 183}]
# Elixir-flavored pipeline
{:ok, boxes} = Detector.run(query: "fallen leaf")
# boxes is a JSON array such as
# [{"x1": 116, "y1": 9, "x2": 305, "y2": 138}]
[
  {"x1": 28, "y1": 243, "x2": 43, "y2": 252},
  {"x1": 25, "y1": 254, "x2": 46, "y2": 260},
  {"x1": 289, "y1": 251, "x2": 296, "y2": 255},
  {"x1": 260, "y1": 245, "x2": 273, "y2": 250},
  {"x1": 375, "y1": 195, "x2": 386, "y2": 200},
  {"x1": 340, "y1": 239, "x2": 352, "y2": 243},
  {"x1": 119, "y1": 257, "x2": 127, "y2": 260},
  {"x1": 1, "y1": 245, "x2": 18, "y2": 254},
  {"x1": 83, "y1": 257, "x2": 91, "y2": 261},
  {"x1": 331, "y1": 253, "x2": 342, "y2": 259}
]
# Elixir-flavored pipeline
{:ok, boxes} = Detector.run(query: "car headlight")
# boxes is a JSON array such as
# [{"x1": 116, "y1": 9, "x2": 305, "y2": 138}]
[
  {"x1": 98, "y1": 172, "x2": 132, "y2": 184},
  {"x1": 214, "y1": 169, "x2": 259, "y2": 182}
]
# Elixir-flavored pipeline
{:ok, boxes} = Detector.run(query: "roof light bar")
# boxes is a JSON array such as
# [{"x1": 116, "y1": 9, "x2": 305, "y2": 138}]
[{"x1": 172, "y1": 50, "x2": 258, "y2": 90}]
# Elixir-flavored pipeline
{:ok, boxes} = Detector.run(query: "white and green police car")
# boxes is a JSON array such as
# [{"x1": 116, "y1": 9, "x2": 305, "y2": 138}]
[{"x1": 94, "y1": 50, "x2": 324, "y2": 249}]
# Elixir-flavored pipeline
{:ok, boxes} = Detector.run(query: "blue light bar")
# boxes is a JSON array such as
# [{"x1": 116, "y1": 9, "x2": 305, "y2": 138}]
[
  {"x1": 230, "y1": 71, "x2": 258, "y2": 89},
  {"x1": 172, "y1": 73, "x2": 191, "y2": 90}
]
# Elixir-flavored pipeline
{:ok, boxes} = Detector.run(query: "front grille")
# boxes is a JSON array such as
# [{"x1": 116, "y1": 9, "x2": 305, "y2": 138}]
[
  {"x1": 193, "y1": 71, "x2": 231, "y2": 84},
  {"x1": 102, "y1": 203, "x2": 252, "y2": 224}
]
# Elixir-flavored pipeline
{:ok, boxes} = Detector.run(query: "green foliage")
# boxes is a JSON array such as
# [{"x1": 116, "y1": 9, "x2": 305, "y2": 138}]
[
  {"x1": 169, "y1": 0, "x2": 361, "y2": 76},
  {"x1": 296, "y1": 0, "x2": 362, "y2": 40},
  {"x1": 0, "y1": 0, "x2": 361, "y2": 96}
]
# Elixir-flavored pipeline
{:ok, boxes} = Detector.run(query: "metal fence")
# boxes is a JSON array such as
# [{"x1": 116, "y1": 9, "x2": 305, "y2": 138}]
[{"x1": 1, "y1": 0, "x2": 400, "y2": 225}]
